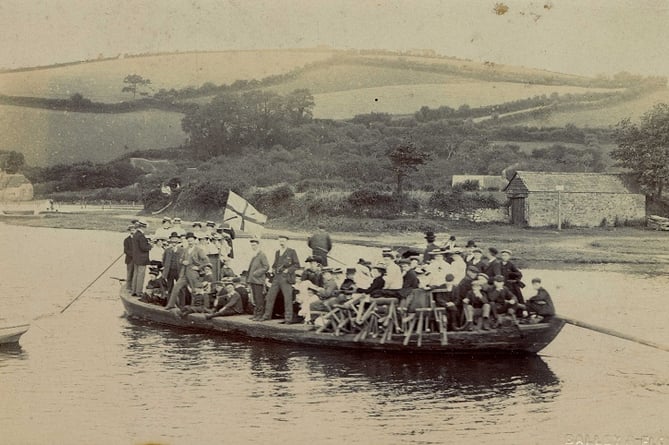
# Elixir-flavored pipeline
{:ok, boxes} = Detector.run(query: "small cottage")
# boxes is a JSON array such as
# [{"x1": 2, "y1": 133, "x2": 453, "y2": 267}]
[
  {"x1": 0, "y1": 171, "x2": 33, "y2": 201},
  {"x1": 503, "y1": 171, "x2": 645, "y2": 227}
]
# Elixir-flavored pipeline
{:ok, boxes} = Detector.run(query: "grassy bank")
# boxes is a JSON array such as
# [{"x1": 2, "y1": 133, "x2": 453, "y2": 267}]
[{"x1": 2, "y1": 211, "x2": 668, "y2": 273}]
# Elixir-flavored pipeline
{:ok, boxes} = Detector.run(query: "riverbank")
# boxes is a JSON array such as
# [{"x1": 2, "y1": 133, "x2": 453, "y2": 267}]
[{"x1": 2, "y1": 209, "x2": 669, "y2": 272}]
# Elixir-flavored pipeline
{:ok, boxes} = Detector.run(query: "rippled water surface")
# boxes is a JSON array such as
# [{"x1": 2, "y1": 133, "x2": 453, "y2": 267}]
[{"x1": 1, "y1": 223, "x2": 668, "y2": 444}]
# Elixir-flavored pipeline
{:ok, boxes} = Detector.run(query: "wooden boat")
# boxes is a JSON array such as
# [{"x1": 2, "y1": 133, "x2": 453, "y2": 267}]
[
  {"x1": 120, "y1": 287, "x2": 564, "y2": 355},
  {"x1": 0, "y1": 323, "x2": 30, "y2": 345}
]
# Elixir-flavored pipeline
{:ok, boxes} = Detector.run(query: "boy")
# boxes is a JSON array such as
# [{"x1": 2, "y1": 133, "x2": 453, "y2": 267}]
[
  {"x1": 206, "y1": 280, "x2": 244, "y2": 318},
  {"x1": 526, "y1": 278, "x2": 555, "y2": 319}
]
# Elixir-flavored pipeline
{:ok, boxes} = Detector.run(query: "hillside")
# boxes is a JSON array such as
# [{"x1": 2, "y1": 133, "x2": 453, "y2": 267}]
[
  {"x1": 0, "y1": 48, "x2": 665, "y2": 166},
  {"x1": 0, "y1": 49, "x2": 337, "y2": 102}
]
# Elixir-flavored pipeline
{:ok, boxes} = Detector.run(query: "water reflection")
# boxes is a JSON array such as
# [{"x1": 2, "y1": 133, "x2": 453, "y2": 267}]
[{"x1": 120, "y1": 318, "x2": 560, "y2": 407}]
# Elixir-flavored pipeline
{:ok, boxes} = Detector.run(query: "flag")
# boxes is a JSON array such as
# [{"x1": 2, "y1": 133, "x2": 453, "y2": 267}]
[{"x1": 223, "y1": 191, "x2": 267, "y2": 235}]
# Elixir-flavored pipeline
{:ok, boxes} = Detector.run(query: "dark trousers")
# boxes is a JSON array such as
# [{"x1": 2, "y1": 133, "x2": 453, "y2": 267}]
[
  {"x1": 250, "y1": 283, "x2": 265, "y2": 317},
  {"x1": 125, "y1": 263, "x2": 134, "y2": 290},
  {"x1": 263, "y1": 277, "x2": 294, "y2": 320},
  {"x1": 132, "y1": 265, "x2": 146, "y2": 295},
  {"x1": 166, "y1": 269, "x2": 179, "y2": 296}
]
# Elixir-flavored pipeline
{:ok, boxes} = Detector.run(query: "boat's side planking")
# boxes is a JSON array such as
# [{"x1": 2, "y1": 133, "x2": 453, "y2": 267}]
[{"x1": 120, "y1": 288, "x2": 564, "y2": 355}]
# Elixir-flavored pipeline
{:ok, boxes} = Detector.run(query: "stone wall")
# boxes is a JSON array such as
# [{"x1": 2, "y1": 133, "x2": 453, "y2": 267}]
[
  {"x1": 526, "y1": 192, "x2": 646, "y2": 227},
  {"x1": 0, "y1": 183, "x2": 33, "y2": 201}
]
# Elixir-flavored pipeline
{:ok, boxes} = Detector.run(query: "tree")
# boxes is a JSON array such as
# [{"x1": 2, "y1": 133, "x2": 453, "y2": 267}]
[
  {"x1": 0, "y1": 150, "x2": 25, "y2": 174},
  {"x1": 122, "y1": 74, "x2": 151, "y2": 98},
  {"x1": 612, "y1": 103, "x2": 669, "y2": 199},
  {"x1": 284, "y1": 89, "x2": 315, "y2": 125},
  {"x1": 386, "y1": 142, "x2": 430, "y2": 200}
]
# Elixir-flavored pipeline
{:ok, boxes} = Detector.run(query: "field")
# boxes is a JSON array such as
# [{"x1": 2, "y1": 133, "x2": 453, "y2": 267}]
[
  {"x1": 0, "y1": 105, "x2": 185, "y2": 166},
  {"x1": 0, "y1": 48, "x2": 662, "y2": 166},
  {"x1": 514, "y1": 88, "x2": 669, "y2": 127},
  {"x1": 0, "y1": 49, "x2": 337, "y2": 102},
  {"x1": 310, "y1": 81, "x2": 619, "y2": 120}
]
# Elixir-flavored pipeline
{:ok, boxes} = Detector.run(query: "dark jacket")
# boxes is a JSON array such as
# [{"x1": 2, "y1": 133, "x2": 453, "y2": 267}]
[
  {"x1": 527, "y1": 287, "x2": 555, "y2": 316},
  {"x1": 131, "y1": 230, "x2": 151, "y2": 266},
  {"x1": 358, "y1": 276, "x2": 385, "y2": 295},
  {"x1": 124, "y1": 235, "x2": 134, "y2": 265},
  {"x1": 162, "y1": 246, "x2": 182, "y2": 273},
  {"x1": 484, "y1": 259, "x2": 502, "y2": 280},
  {"x1": 235, "y1": 285, "x2": 254, "y2": 314},
  {"x1": 433, "y1": 285, "x2": 460, "y2": 308},
  {"x1": 246, "y1": 250, "x2": 270, "y2": 285},
  {"x1": 308, "y1": 231, "x2": 332, "y2": 255},
  {"x1": 501, "y1": 260, "x2": 525, "y2": 302},
  {"x1": 403, "y1": 269, "x2": 419, "y2": 289},
  {"x1": 301, "y1": 269, "x2": 323, "y2": 287},
  {"x1": 272, "y1": 247, "x2": 300, "y2": 284}
]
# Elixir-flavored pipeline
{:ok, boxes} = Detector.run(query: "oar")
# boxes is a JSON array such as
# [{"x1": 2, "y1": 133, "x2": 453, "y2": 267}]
[
  {"x1": 556, "y1": 314, "x2": 669, "y2": 352},
  {"x1": 313, "y1": 246, "x2": 346, "y2": 266},
  {"x1": 60, "y1": 253, "x2": 124, "y2": 314}
]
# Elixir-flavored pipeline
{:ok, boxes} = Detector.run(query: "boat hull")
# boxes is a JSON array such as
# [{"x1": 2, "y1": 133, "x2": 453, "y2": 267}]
[
  {"x1": 120, "y1": 287, "x2": 564, "y2": 355},
  {"x1": 0, "y1": 324, "x2": 30, "y2": 345}
]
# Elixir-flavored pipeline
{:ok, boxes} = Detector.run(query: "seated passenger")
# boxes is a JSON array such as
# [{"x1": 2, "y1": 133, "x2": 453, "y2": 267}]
[
  {"x1": 206, "y1": 280, "x2": 244, "y2": 318},
  {"x1": 302, "y1": 256, "x2": 324, "y2": 287},
  {"x1": 232, "y1": 276, "x2": 254, "y2": 315},
  {"x1": 487, "y1": 275, "x2": 521, "y2": 323},
  {"x1": 467, "y1": 248, "x2": 489, "y2": 273},
  {"x1": 340, "y1": 268, "x2": 357, "y2": 295},
  {"x1": 462, "y1": 282, "x2": 492, "y2": 331},
  {"x1": 449, "y1": 249, "x2": 467, "y2": 284},
  {"x1": 398, "y1": 258, "x2": 419, "y2": 297},
  {"x1": 356, "y1": 264, "x2": 386, "y2": 298},
  {"x1": 424, "y1": 250, "x2": 453, "y2": 288},
  {"x1": 145, "y1": 266, "x2": 168, "y2": 304},
  {"x1": 381, "y1": 250, "x2": 403, "y2": 292},
  {"x1": 309, "y1": 268, "x2": 346, "y2": 312},
  {"x1": 354, "y1": 258, "x2": 373, "y2": 289},
  {"x1": 432, "y1": 273, "x2": 460, "y2": 331},
  {"x1": 219, "y1": 257, "x2": 236, "y2": 278},
  {"x1": 525, "y1": 278, "x2": 555, "y2": 319}
]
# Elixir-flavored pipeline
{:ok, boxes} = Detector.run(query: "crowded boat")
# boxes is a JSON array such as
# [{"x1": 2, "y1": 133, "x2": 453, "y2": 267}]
[{"x1": 123, "y1": 219, "x2": 556, "y2": 342}]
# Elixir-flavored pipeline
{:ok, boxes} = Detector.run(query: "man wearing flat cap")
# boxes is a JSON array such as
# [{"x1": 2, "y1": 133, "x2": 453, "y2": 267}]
[
  {"x1": 261, "y1": 235, "x2": 300, "y2": 322},
  {"x1": 131, "y1": 221, "x2": 151, "y2": 296},
  {"x1": 123, "y1": 224, "x2": 136, "y2": 291},
  {"x1": 246, "y1": 237, "x2": 269, "y2": 320}
]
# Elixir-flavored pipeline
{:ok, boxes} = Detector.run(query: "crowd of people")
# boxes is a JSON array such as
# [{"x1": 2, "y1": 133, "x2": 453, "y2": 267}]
[{"x1": 123, "y1": 220, "x2": 555, "y2": 332}]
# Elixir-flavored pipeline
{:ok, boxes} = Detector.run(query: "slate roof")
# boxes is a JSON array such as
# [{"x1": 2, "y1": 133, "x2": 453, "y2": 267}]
[{"x1": 503, "y1": 171, "x2": 635, "y2": 194}]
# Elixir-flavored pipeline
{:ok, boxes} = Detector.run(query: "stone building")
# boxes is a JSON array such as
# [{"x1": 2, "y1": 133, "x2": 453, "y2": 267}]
[
  {"x1": 0, "y1": 171, "x2": 33, "y2": 201},
  {"x1": 503, "y1": 171, "x2": 646, "y2": 227}
]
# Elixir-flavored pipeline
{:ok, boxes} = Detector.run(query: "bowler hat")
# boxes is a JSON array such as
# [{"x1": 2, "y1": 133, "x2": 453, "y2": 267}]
[{"x1": 185, "y1": 232, "x2": 196, "y2": 239}]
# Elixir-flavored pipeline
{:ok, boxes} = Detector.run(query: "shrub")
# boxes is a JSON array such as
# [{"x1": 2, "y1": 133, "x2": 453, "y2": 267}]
[
  {"x1": 460, "y1": 180, "x2": 480, "y2": 191},
  {"x1": 250, "y1": 184, "x2": 295, "y2": 217}
]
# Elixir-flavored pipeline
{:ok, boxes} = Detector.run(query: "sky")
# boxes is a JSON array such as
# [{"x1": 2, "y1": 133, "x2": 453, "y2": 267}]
[{"x1": 0, "y1": 0, "x2": 668, "y2": 77}]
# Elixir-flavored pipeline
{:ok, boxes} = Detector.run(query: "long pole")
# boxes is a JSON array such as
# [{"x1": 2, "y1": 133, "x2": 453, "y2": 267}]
[
  {"x1": 557, "y1": 190, "x2": 562, "y2": 231},
  {"x1": 60, "y1": 253, "x2": 124, "y2": 314},
  {"x1": 313, "y1": 246, "x2": 346, "y2": 266},
  {"x1": 556, "y1": 314, "x2": 669, "y2": 352}
]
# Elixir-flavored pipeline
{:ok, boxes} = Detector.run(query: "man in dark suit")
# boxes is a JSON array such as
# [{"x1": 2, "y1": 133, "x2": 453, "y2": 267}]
[
  {"x1": 261, "y1": 235, "x2": 300, "y2": 323},
  {"x1": 307, "y1": 225, "x2": 332, "y2": 266},
  {"x1": 246, "y1": 237, "x2": 270, "y2": 320},
  {"x1": 123, "y1": 224, "x2": 135, "y2": 291},
  {"x1": 131, "y1": 221, "x2": 152, "y2": 296},
  {"x1": 162, "y1": 232, "x2": 183, "y2": 297}
]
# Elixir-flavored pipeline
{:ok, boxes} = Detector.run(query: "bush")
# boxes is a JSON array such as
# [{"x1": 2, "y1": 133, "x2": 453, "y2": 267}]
[
  {"x1": 250, "y1": 184, "x2": 295, "y2": 217},
  {"x1": 460, "y1": 180, "x2": 480, "y2": 191}
]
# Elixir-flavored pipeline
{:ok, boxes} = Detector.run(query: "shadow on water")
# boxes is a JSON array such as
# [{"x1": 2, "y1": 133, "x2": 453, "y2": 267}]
[
  {"x1": 120, "y1": 318, "x2": 561, "y2": 404},
  {"x1": 0, "y1": 343, "x2": 28, "y2": 366}
]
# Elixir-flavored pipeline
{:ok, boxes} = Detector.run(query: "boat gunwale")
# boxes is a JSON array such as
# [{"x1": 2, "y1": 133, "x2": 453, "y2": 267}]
[{"x1": 119, "y1": 287, "x2": 564, "y2": 355}]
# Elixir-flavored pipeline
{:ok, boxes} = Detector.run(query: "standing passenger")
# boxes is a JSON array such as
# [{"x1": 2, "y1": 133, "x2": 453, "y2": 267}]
[
  {"x1": 307, "y1": 225, "x2": 332, "y2": 266},
  {"x1": 131, "y1": 221, "x2": 151, "y2": 296},
  {"x1": 261, "y1": 235, "x2": 300, "y2": 322},
  {"x1": 247, "y1": 237, "x2": 270, "y2": 320},
  {"x1": 423, "y1": 231, "x2": 439, "y2": 263},
  {"x1": 165, "y1": 232, "x2": 209, "y2": 309},
  {"x1": 123, "y1": 224, "x2": 135, "y2": 291}
]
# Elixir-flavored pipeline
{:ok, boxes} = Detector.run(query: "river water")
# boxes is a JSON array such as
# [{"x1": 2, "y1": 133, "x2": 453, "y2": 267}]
[{"x1": 0, "y1": 223, "x2": 667, "y2": 445}]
